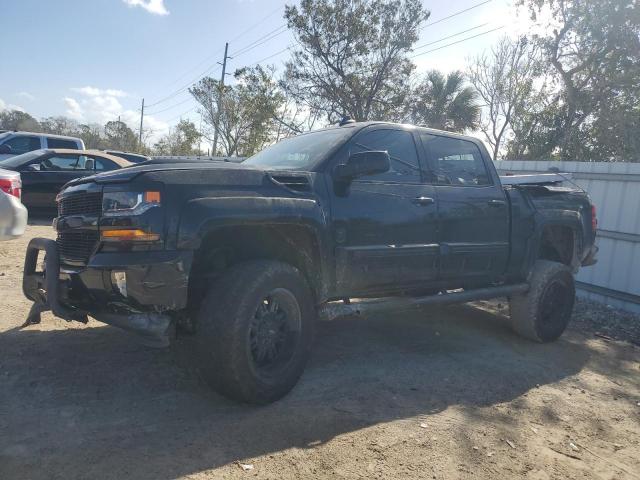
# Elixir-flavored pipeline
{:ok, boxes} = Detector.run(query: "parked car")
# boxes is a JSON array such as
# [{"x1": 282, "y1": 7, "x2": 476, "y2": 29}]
[
  {"x1": 0, "y1": 149, "x2": 131, "y2": 210},
  {"x1": 0, "y1": 131, "x2": 85, "y2": 161},
  {"x1": 0, "y1": 169, "x2": 27, "y2": 240},
  {"x1": 103, "y1": 150, "x2": 151, "y2": 164},
  {"x1": 23, "y1": 121, "x2": 597, "y2": 404}
]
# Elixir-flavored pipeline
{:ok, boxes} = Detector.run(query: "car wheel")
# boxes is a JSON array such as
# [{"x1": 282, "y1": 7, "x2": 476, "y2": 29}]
[
  {"x1": 195, "y1": 260, "x2": 315, "y2": 404},
  {"x1": 509, "y1": 260, "x2": 575, "y2": 342}
]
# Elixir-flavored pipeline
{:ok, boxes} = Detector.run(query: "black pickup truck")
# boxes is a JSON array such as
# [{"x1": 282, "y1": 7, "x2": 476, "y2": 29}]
[{"x1": 23, "y1": 121, "x2": 597, "y2": 404}]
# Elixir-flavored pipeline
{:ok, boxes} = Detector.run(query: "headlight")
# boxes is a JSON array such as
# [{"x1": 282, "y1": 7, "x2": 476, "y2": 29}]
[{"x1": 102, "y1": 191, "x2": 161, "y2": 217}]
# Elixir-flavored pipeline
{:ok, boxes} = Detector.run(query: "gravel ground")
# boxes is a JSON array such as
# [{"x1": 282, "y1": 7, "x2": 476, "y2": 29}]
[
  {"x1": 1, "y1": 224, "x2": 639, "y2": 480},
  {"x1": 475, "y1": 297, "x2": 640, "y2": 347}
]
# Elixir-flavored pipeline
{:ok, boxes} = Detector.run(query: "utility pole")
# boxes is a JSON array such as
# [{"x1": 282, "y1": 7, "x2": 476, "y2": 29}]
[
  {"x1": 138, "y1": 98, "x2": 145, "y2": 148},
  {"x1": 212, "y1": 42, "x2": 231, "y2": 156}
]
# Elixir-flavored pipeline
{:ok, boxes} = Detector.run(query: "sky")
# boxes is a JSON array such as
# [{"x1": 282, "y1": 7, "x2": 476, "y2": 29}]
[{"x1": 0, "y1": 0, "x2": 530, "y2": 141}]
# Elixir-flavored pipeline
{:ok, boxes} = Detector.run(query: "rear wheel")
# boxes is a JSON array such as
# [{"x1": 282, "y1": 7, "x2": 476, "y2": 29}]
[
  {"x1": 195, "y1": 260, "x2": 315, "y2": 404},
  {"x1": 509, "y1": 260, "x2": 575, "y2": 342}
]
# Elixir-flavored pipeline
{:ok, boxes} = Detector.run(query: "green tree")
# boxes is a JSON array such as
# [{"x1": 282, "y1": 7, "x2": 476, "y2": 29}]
[
  {"x1": 104, "y1": 120, "x2": 138, "y2": 151},
  {"x1": 409, "y1": 70, "x2": 480, "y2": 133},
  {"x1": 516, "y1": 0, "x2": 640, "y2": 160},
  {"x1": 0, "y1": 109, "x2": 41, "y2": 132},
  {"x1": 283, "y1": 0, "x2": 429, "y2": 122},
  {"x1": 154, "y1": 119, "x2": 201, "y2": 155},
  {"x1": 77, "y1": 123, "x2": 105, "y2": 150}
]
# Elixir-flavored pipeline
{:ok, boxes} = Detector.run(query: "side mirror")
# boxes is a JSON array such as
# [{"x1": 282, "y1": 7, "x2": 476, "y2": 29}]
[
  {"x1": 333, "y1": 151, "x2": 390, "y2": 182},
  {"x1": 0, "y1": 144, "x2": 12, "y2": 154},
  {"x1": 26, "y1": 163, "x2": 41, "y2": 171}
]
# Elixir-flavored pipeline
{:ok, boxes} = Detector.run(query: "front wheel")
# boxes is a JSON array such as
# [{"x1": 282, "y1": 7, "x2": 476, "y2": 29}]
[
  {"x1": 195, "y1": 260, "x2": 315, "y2": 404},
  {"x1": 509, "y1": 260, "x2": 575, "y2": 342}
]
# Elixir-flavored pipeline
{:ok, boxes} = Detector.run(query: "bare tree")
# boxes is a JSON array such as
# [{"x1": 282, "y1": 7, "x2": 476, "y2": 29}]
[
  {"x1": 468, "y1": 36, "x2": 542, "y2": 160},
  {"x1": 190, "y1": 66, "x2": 284, "y2": 157}
]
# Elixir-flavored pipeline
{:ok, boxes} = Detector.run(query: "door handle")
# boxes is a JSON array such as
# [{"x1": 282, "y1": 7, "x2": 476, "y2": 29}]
[
  {"x1": 412, "y1": 196, "x2": 435, "y2": 206},
  {"x1": 487, "y1": 199, "x2": 506, "y2": 207}
]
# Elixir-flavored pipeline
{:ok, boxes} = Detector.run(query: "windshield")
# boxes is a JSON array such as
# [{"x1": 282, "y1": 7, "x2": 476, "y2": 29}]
[
  {"x1": 243, "y1": 128, "x2": 354, "y2": 170},
  {"x1": 0, "y1": 150, "x2": 46, "y2": 168}
]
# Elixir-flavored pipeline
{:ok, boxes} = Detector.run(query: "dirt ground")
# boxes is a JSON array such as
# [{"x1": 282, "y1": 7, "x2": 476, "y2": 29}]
[{"x1": 1, "y1": 223, "x2": 639, "y2": 480}]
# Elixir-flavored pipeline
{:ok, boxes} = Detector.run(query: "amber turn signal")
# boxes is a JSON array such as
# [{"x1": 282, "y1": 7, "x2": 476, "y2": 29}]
[
  {"x1": 144, "y1": 191, "x2": 161, "y2": 203},
  {"x1": 100, "y1": 229, "x2": 160, "y2": 242}
]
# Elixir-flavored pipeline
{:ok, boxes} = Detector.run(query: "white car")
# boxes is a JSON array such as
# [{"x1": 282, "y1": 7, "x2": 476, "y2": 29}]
[{"x1": 0, "y1": 168, "x2": 27, "y2": 240}]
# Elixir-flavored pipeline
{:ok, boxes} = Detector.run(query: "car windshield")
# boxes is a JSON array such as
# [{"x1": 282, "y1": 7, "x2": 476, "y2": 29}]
[
  {"x1": 0, "y1": 150, "x2": 46, "y2": 168},
  {"x1": 243, "y1": 128, "x2": 354, "y2": 170}
]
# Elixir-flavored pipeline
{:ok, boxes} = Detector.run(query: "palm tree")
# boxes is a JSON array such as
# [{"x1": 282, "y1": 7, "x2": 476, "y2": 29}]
[{"x1": 410, "y1": 70, "x2": 480, "y2": 132}]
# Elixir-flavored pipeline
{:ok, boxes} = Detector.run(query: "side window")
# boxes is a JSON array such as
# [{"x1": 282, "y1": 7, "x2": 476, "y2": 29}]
[
  {"x1": 349, "y1": 129, "x2": 421, "y2": 183},
  {"x1": 5, "y1": 136, "x2": 41, "y2": 154},
  {"x1": 46, "y1": 138, "x2": 79, "y2": 149},
  {"x1": 39, "y1": 155, "x2": 81, "y2": 171},
  {"x1": 420, "y1": 134, "x2": 490, "y2": 186},
  {"x1": 94, "y1": 157, "x2": 118, "y2": 171}
]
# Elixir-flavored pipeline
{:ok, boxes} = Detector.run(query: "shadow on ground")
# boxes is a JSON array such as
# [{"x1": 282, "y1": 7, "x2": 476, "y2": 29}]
[{"x1": 0, "y1": 304, "x2": 611, "y2": 479}]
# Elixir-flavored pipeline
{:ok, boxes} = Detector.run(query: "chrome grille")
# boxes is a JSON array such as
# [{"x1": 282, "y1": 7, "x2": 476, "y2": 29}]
[
  {"x1": 57, "y1": 231, "x2": 100, "y2": 265},
  {"x1": 58, "y1": 192, "x2": 102, "y2": 217}
]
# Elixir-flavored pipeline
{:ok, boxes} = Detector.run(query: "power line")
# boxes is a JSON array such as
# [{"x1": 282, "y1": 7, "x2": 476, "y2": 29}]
[
  {"x1": 244, "y1": 46, "x2": 292, "y2": 69},
  {"x1": 146, "y1": 96, "x2": 194, "y2": 115},
  {"x1": 166, "y1": 105, "x2": 198, "y2": 123},
  {"x1": 231, "y1": 24, "x2": 288, "y2": 57},
  {"x1": 145, "y1": 4, "x2": 284, "y2": 103},
  {"x1": 146, "y1": 24, "x2": 289, "y2": 109},
  {"x1": 411, "y1": 25, "x2": 505, "y2": 58},
  {"x1": 421, "y1": 0, "x2": 493, "y2": 30},
  {"x1": 413, "y1": 22, "x2": 488, "y2": 51},
  {"x1": 228, "y1": 4, "x2": 284, "y2": 44},
  {"x1": 145, "y1": 63, "x2": 221, "y2": 109}
]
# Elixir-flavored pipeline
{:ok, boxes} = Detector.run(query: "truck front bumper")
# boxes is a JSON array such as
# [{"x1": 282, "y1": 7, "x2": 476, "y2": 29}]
[{"x1": 23, "y1": 238, "x2": 193, "y2": 346}]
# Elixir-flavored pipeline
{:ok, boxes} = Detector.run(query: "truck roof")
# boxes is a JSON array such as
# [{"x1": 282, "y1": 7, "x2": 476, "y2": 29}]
[{"x1": 329, "y1": 121, "x2": 485, "y2": 144}]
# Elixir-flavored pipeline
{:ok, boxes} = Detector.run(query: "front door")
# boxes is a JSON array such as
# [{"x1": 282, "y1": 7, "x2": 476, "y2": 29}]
[
  {"x1": 21, "y1": 154, "x2": 93, "y2": 210},
  {"x1": 418, "y1": 132, "x2": 509, "y2": 285},
  {"x1": 329, "y1": 127, "x2": 439, "y2": 296}
]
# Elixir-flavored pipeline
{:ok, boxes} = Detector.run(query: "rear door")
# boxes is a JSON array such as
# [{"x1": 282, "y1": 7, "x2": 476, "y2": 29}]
[
  {"x1": 419, "y1": 132, "x2": 509, "y2": 284},
  {"x1": 329, "y1": 127, "x2": 439, "y2": 296}
]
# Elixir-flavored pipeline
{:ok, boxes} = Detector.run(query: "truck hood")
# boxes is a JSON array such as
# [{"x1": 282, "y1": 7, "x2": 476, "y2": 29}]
[{"x1": 67, "y1": 161, "x2": 267, "y2": 186}]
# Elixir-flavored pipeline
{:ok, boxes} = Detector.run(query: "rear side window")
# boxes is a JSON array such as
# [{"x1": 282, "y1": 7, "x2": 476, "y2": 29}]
[
  {"x1": 349, "y1": 129, "x2": 421, "y2": 183},
  {"x1": 420, "y1": 134, "x2": 490, "y2": 186},
  {"x1": 46, "y1": 138, "x2": 79, "y2": 149},
  {"x1": 39, "y1": 155, "x2": 81, "y2": 171},
  {"x1": 94, "y1": 157, "x2": 118, "y2": 171},
  {"x1": 3, "y1": 136, "x2": 41, "y2": 155}
]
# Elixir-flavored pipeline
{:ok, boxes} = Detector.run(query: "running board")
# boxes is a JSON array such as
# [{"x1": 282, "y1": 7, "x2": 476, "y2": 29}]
[{"x1": 319, "y1": 283, "x2": 529, "y2": 321}]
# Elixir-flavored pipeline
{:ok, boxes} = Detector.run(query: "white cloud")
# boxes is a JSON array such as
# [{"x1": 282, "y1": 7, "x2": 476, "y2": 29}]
[
  {"x1": 63, "y1": 87, "x2": 169, "y2": 142},
  {"x1": 0, "y1": 98, "x2": 25, "y2": 112},
  {"x1": 71, "y1": 86, "x2": 127, "y2": 98},
  {"x1": 122, "y1": 0, "x2": 169, "y2": 15},
  {"x1": 64, "y1": 97, "x2": 83, "y2": 120},
  {"x1": 17, "y1": 91, "x2": 36, "y2": 101}
]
